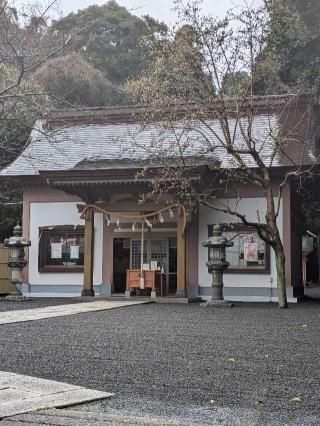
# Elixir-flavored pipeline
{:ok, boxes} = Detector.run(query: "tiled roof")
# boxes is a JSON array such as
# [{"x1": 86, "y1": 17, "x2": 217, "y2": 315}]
[{"x1": 0, "y1": 99, "x2": 318, "y2": 177}]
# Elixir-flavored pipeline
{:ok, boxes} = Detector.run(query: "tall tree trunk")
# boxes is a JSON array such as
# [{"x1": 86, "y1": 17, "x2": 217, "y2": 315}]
[
  {"x1": 265, "y1": 184, "x2": 288, "y2": 309},
  {"x1": 274, "y1": 242, "x2": 288, "y2": 309}
]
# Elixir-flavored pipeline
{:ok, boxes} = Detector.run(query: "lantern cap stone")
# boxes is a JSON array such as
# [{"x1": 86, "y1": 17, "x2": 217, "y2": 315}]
[
  {"x1": 4, "y1": 224, "x2": 31, "y2": 248},
  {"x1": 212, "y1": 223, "x2": 222, "y2": 236},
  {"x1": 202, "y1": 223, "x2": 234, "y2": 248},
  {"x1": 13, "y1": 223, "x2": 22, "y2": 237}
]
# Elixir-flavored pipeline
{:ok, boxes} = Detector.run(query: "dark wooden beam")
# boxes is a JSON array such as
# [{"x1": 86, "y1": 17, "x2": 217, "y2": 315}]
[
  {"x1": 82, "y1": 209, "x2": 94, "y2": 297},
  {"x1": 176, "y1": 207, "x2": 186, "y2": 297}
]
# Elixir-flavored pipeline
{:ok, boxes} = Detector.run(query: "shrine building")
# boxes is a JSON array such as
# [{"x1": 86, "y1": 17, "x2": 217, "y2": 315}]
[{"x1": 0, "y1": 95, "x2": 318, "y2": 302}]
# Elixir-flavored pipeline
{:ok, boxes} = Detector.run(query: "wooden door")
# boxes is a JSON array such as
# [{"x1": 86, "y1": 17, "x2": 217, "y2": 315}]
[{"x1": 0, "y1": 247, "x2": 11, "y2": 294}]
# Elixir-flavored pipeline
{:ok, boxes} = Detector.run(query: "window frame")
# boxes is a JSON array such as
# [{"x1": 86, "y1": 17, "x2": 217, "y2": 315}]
[
  {"x1": 208, "y1": 223, "x2": 270, "y2": 274},
  {"x1": 38, "y1": 225, "x2": 85, "y2": 273}
]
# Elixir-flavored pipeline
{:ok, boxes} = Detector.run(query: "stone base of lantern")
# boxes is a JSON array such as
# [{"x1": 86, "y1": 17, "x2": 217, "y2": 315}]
[
  {"x1": 202, "y1": 298, "x2": 234, "y2": 308},
  {"x1": 7, "y1": 282, "x2": 29, "y2": 299},
  {"x1": 125, "y1": 290, "x2": 132, "y2": 298},
  {"x1": 5, "y1": 295, "x2": 32, "y2": 302}
]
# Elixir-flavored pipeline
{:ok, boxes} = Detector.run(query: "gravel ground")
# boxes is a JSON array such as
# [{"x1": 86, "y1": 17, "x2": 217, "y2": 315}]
[
  {"x1": 0, "y1": 297, "x2": 84, "y2": 312},
  {"x1": 0, "y1": 301, "x2": 319, "y2": 425}
]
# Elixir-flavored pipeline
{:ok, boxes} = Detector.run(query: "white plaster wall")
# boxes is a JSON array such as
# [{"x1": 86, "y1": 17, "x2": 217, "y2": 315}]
[
  {"x1": 29, "y1": 202, "x2": 103, "y2": 286},
  {"x1": 198, "y1": 197, "x2": 283, "y2": 291}
]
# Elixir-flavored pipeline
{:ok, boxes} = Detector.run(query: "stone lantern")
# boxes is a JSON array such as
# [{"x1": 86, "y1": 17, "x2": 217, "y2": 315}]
[
  {"x1": 202, "y1": 223, "x2": 234, "y2": 307},
  {"x1": 4, "y1": 224, "x2": 31, "y2": 297}
]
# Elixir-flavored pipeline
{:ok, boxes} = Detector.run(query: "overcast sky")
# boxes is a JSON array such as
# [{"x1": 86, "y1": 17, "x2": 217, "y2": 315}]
[
  {"x1": 14, "y1": 0, "x2": 259, "y2": 24},
  {"x1": 58, "y1": 0, "x2": 242, "y2": 23}
]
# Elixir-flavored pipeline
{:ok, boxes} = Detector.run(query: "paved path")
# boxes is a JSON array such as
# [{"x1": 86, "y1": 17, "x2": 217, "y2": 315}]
[
  {"x1": 0, "y1": 371, "x2": 113, "y2": 419},
  {"x1": 1, "y1": 408, "x2": 214, "y2": 425},
  {"x1": 0, "y1": 300, "x2": 149, "y2": 325}
]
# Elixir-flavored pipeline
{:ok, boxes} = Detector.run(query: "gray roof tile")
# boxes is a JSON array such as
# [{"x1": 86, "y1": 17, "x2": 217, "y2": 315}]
[{"x1": 0, "y1": 112, "x2": 316, "y2": 176}]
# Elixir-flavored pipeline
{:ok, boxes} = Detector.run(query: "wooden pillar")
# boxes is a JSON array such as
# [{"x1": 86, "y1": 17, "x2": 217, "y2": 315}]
[
  {"x1": 283, "y1": 180, "x2": 303, "y2": 298},
  {"x1": 82, "y1": 208, "x2": 94, "y2": 297},
  {"x1": 176, "y1": 207, "x2": 186, "y2": 297}
]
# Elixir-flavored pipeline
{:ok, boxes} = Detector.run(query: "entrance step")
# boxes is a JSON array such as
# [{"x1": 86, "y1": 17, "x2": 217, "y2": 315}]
[
  {"x1": 107, "y1": 295, "x2": 155, "y2": 302},
  {"x1": 108, "y1": 295, "x2": 201, "y2": 304},
  {"x1": 156, "y1": 297, "x2": 201, "y2": 304}
]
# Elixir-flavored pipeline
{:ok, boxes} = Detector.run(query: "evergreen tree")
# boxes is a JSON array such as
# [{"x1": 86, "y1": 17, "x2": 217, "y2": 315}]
[
  {"x1": 267, "y1": 0, "x2": 320, "y2": 98},
  {"x1": 50, "y1": 0, "x2": 167, "y2": 84}
]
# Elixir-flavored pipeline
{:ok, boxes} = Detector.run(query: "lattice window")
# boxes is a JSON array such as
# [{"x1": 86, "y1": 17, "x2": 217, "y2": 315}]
[
  {"x1": 131, "y1": 239, "x2": 168, "y2": 271},
  {"x1": 151, "y1": 240, "x2": 168, "y2": 272},
  {"x1": 131, "y1": 240, "x2": 149, "y2": 270}
]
